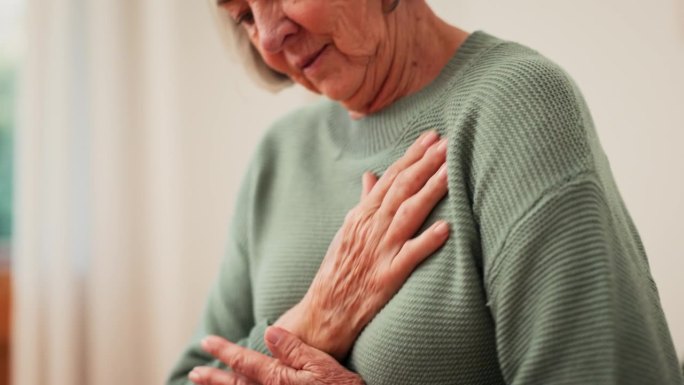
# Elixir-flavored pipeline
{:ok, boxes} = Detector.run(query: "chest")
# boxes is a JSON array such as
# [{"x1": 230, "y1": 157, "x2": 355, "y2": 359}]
[{"x1": 249, "y1": 174, "x2": 504, "y2": 384}]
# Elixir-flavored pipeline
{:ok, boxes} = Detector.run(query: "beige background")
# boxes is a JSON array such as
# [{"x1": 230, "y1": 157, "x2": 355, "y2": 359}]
[{"x1": 186, "y1": 0, "x2": 684, "y2": 364}]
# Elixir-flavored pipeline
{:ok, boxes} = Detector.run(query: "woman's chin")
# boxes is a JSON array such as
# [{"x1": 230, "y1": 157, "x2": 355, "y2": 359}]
[
  {"x1": 293, "y1": 70, "x2": 366, "y2": 109},
  {"x1": 291, "y1": 63, "x2": 366, "y2": 105},
  {"x1": 316, "y1": 78, "x2": 364, "y2": 105}
]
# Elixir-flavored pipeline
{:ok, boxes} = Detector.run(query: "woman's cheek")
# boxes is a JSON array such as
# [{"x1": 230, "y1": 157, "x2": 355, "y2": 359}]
[
  {"x1": 284, "y1": 0, "x2": 334, "y2": 34},
  {"x1": 261, "y1": 53, "x2": 290, "y2": 76}
]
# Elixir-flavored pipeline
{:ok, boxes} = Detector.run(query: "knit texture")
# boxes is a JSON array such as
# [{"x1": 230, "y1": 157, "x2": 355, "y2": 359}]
[{"x1": 167, "y1": 30, "x2": 684, "y2": 384}]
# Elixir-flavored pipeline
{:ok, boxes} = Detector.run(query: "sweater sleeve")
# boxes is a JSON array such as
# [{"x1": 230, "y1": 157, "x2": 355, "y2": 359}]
[
  {"x1": 164, "y1": 245, "x2": 273, "y2": 385},
  {"x1": 166, "y1": 149, "x2": 274, "y2": 385},
  {"x1": 486, "y1": 171, "x2": 684, "y2": 384},
  {"x1": 459, "y1": 52, "x2": 683, "y2": 383}
]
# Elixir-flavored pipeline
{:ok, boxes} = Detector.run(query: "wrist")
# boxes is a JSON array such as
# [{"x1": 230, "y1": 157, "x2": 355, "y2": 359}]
[
  {"x1": 273, "y1": 301, "x2": 308, "y2": 341},
  {"x1": 273, "y1": 298, "x2": 352, "y2": 361},
  {"x1": 300, "y1": 294, "x2": 356, "y2": 361}
]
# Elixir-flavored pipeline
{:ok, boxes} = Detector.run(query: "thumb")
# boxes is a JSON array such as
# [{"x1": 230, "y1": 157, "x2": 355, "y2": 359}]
[{"x1": 264, "y1": 326, "x2": 322, "y2": 369}]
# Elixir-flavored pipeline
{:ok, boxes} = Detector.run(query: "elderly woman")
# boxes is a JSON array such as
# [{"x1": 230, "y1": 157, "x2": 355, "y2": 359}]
[{"x1": 167, "y1": 0, "x2": 684, "y2": 384}]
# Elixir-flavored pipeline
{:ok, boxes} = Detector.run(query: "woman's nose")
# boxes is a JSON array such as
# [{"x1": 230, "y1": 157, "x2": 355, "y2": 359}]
[{"x1": 253, "y1": 5, "x2": 299, "y2": 53}]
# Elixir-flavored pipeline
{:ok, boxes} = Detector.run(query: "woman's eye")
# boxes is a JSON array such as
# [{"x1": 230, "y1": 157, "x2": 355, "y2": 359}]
[{"x1": 236, "y1": 10, "x2": 254, "y2": 25}]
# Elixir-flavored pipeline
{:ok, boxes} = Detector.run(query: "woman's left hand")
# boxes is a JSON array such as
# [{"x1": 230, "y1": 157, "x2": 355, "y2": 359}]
[{"x1": 188, "y1": 326, "x2": 365, "y2": 385}]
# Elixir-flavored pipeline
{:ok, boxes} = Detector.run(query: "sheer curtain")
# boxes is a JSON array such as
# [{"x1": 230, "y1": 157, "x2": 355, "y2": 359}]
[{"x1": 12, "y1": 0, "x2": 311, "y2": 384}]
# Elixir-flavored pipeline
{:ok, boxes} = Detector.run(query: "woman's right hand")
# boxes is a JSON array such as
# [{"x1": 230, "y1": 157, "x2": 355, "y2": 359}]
[{"x1": 275, "y1": 130, "x2": 450, "y2": 361}]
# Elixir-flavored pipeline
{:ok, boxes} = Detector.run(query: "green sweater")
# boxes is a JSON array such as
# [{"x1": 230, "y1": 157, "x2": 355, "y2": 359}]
[{"x1": 168, "y1": 30, "x2": 683, "y2": 384}]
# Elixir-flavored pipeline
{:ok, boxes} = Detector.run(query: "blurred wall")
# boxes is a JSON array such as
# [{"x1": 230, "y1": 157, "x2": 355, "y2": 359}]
[{"x1": 171, "y1": 0, "x2": 684, "y2": 374}]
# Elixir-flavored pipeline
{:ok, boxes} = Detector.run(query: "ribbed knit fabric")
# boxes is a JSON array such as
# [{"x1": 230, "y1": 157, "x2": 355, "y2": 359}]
[{"x1": 167, "y1": 30, "x2": 684, "y2": 384}]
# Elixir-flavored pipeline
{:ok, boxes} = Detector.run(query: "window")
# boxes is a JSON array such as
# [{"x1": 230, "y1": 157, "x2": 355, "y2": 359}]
[
  {"x1": 0, "y1": 0, "x2": 21, "y2": 264},
  {"x1": 0, "y1": 64, "x2": 14, "y2": 262}
]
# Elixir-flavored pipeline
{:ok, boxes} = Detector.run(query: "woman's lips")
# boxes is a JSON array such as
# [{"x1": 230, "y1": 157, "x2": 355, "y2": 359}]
[{"x1": 301, "y1": 44, "x2": 330, "y2": 72}]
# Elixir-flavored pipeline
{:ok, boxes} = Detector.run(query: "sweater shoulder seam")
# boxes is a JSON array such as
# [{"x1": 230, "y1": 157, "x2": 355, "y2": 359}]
[{"x1": 484, "y1": 167, "x2": 603, "y2": 291}]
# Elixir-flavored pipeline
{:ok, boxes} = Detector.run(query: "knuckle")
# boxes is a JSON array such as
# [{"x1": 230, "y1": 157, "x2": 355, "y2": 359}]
[
  {"x1": 280, "y1": 337, "x2": 300, "y2": 358},
  {"x1": 376, "y1": 272, "x2": 394, "y2": 288},
  {"x1": 396, "y1": 171, "x2": 416, "y2": 187},
  {"x1": 264, "y1": 377, "x2": 278, "y2": 385},
  {"x1": 399, "y1": 171, "x2": 423, "y2": 190},
  {"x1": 379, "y1": 228, "x2": 398, "y2": 250},
  {"x1": 265, "y1": 364, "x2": 289, "y2": 385},
  {"x1": 395, "y1": 203, "x2": 413, "y2": 220},
  {"x1": 383, "y1": 166, "x2": 400, "y2": 182},
  {"x1": 277, "y1": 366, "x2": 293, "y2": 385},
  {"x1": 344, "y1": 211, "x2": 354, "y2": 223},
  {"x1": 390, "y1": 182, "x2": 411, "y2": 201},
  {"x1": 344, "y1": 207, "x2": 359, "y2": 223},
  {"x1": 413, "y1": 189, "x2": 431, "y2": 207},
  {"x1": 380, "y1": 203, "x2": 397, "y2": 220},
  {"x1": 229, "y1": 354, "x2": 245, "y2": 372}
]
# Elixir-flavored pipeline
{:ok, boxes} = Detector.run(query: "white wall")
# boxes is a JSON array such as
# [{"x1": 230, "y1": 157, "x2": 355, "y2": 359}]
[{"x1": 174, "y1": 0, "x2": 684, "y2": 373}]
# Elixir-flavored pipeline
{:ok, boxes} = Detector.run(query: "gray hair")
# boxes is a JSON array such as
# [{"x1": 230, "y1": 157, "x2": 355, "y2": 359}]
[{"x1": 208, "y1": 1, "x2": 293, "y2": 92}]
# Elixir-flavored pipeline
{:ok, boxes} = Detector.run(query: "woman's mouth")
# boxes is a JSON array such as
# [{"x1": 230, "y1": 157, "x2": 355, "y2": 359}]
[{"x1": 301, "y1": 44, "x2": 330, "y2": 73}]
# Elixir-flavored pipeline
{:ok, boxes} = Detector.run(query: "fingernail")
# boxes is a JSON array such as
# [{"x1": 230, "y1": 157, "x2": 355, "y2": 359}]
[
  {"x1": 437, "y1": 138, "x2": 448, "y2": 152},
  {"x1": 189, "y1": 368, "x2": 202, "y2": 382},
  {"x1": 265, "y1": 326, "x2": 283, "y2": 345},
  {"x1": 201, "y1": 336, "x2": 219, "y2": 351},
  {"x1": 438, "y1": 163, "x2": 447, "y2": 179},
  {"x1": 434, "y1": 221, "x2": 449, "y2": 235},
  {"x1": 420, "y1": 131, "x2": 438, "y2": 146}
]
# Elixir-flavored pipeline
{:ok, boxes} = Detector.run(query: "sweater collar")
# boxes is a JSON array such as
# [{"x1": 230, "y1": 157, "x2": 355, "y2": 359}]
[{"x1": 324, "y1": 30, "x2": 498, "y2": 158}]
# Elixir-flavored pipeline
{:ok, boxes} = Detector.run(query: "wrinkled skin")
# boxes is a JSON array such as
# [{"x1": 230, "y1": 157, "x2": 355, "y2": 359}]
[
  {"x1": 220, "y1": 0, "x2": 396, "y2": 109},
  {"x1": 218, "y1": 0, "x2": 467, "y2": 116},
  {"x1": 190, "y1": 327, "x2": 365, "y2": 385}
]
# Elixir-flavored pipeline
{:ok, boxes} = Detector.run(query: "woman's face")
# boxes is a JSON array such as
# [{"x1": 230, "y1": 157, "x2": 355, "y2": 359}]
[{"x1": 220, "y1": 0, "x2": 390, "y2": 101}]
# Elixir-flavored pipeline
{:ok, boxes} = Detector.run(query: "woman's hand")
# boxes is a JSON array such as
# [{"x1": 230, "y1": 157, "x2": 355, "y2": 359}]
[
  {"x1": 189, "y1": 326, "x2": 364, "y2": 385},
  {"x1": 275, "y1": 130, "x2": 450, "y2": 360}
]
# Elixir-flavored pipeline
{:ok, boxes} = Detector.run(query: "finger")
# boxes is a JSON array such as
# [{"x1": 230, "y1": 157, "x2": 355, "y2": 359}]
[
  {"x1": 264, "y1": 326, "x2": 333, "y2": 369},
  {"x1": 384, "y1": 161, "x2": 448, "y2": 243},
  {"x1": 189, "y1": 366, "x2": 258, "y2": 385},
  {"x1": 380, "y1": 137, "x2": 447, "y2": 218},
  {"x1": 264, "y1": 327, "x2": 362, "y2": 383},
  {"x1": 223, "y1": 371, "x2": 260, "y2": 385},
  {"x1": 366, "y1": 130, "x2": 439, "y2": 204},
  {"x1": 390, "y1": 220, "x2": 450, "y2": 281},
  {"x1": 361, "y1": 171, "x2": 379, "y2": 199},
  {"x1": 201, "y1": 335, "x2": 293, "y2": 384}
]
